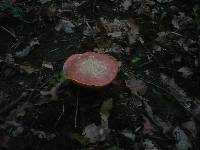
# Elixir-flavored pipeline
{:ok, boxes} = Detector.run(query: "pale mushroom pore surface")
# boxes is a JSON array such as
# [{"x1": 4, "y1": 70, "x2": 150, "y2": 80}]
[{"x1": 78, "y1": 56, "x2": 108, "y2": 78}]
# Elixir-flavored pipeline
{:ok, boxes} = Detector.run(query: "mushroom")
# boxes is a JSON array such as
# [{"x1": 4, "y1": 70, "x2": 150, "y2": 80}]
[{"x1": 63, "y1": 52, "x2": 118, "y2": 87}]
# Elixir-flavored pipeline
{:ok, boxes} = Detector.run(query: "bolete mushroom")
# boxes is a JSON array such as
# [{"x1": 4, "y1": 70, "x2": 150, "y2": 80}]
[{"x1": 63, "y1": 52, "x2": 118, "y2": 87}]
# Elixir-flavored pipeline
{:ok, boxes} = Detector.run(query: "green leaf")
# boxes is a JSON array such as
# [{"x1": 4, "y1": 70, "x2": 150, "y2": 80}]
[
  {"x1": 71, "y1": 133, "x2": 88, "y2": 146},
  {"x1": 131, "y1": 57, "x2": 141, "y2": 64},
  {"x1": 0, "y1": 2, "x2": 22, "y2": 18},
  {"x1": 10, "y1": 7, "x2": 22, "y2": 17},
  {"x1": 48, "y1": 71, "x2": 66, "y2": 86},
  {"x1": 107, "y1": 145, "x2": 120, "y2": 150}
]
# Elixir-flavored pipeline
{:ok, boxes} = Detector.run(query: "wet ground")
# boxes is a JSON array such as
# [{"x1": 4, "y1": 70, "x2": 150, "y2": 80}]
[{"x1": 0, "y1": 0, "x2": 200, "y2": 150}]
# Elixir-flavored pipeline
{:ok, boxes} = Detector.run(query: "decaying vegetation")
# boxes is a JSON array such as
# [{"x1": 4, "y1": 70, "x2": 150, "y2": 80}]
[{"x1": 0, "y1": 0, "x2": 200, "y2": 149}]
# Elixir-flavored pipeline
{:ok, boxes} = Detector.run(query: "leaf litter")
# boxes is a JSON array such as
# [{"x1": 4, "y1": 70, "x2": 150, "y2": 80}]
[
  {"x1": 125, "y1": 77, "x2": 147, "y2": 95},
  {"x1": 173, "y1": 126, "x2": 192, "y2": 150},
  {"x1": 0, "y1": 0, "x2": 200, "y2": 149},
  {"x1": 82, "y1": 99, "x2": 112, "y2": 143}
]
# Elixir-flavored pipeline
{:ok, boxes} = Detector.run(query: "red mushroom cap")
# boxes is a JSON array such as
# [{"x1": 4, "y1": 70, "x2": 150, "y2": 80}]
[{"x1": 63, "y1": 52, "x2": 118, "y2": 87}]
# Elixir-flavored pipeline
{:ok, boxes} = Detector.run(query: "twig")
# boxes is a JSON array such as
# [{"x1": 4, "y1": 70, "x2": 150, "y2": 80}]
[
  {"x1": 0, "y1": 26, "x2": 17, "y2": 40},
  {"x1": 11, "y1": 38, "x2": 22, "y2": 50},
  {"x1": 0, "y1": 92, "x2": 28, "y2": 115},
  {"x1": 54, "y1": 103, "x2": 65, "y2": 127},
  {"x1": 48, "y1": 48, "x2": 59, "y2": 53},
  {"x1": 170, "y1": 32, "x2": 183, "y2": 37},
  {"x1": 74, "y1": 95, "x2": 79, "y2": 128},
  {"x1": 85, "y1": 18, "x2": 95, "y2": 38}
]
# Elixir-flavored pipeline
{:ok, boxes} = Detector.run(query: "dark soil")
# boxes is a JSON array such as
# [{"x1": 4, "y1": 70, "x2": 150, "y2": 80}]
[{"x1": 0, "y1": 0, "x2": 200, "y2": 150}]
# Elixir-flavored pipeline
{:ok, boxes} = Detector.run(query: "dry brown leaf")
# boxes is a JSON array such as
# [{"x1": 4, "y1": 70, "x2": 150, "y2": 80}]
[
  {"x1": 20, "y1": 64, "x2": 39, "y2": 74},
  {"x1": 125, "y1": 78, "x2": 147, "y2": 95},
  {"x1": 142, "y1": 115, "x2": 154, "y2": 135},
  {"x1": 42, "y1": 61, "x2": 53, "y2": 69}
]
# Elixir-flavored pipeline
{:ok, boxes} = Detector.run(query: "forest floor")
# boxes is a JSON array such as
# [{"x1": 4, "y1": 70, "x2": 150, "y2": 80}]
[{"x1": 0, "y1": 0, "x2": 200, "y2": 150}]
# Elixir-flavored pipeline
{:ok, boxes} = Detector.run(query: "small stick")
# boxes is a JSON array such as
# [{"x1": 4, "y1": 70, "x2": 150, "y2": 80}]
[
  {"x1": 54, "y1": 103, "x2": 65, "y2": 127},
  {"x1": 0, "y1": 26, "x2": 17, "y2": 40},
  {"x1": 170, "y1": 32, "x2": 183, "y2": 37},
  {"x1": 74, "y1": 95, "x2": 79, "y2": 128},
  {"x1": 85, "y1": 19, "x2": 95, "y2": 38}
]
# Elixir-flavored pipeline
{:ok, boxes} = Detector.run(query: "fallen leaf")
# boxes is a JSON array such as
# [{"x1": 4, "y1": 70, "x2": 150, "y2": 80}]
[
  {"x1": 178, "y1": 67, "x2": 193, "y2": 78},
  {"x1": 15, "y1": 101, "x2": 32, "y2": 117},
  {"x1": 125, "y1": 78, "x2": 147, "y2": 95},
  {"x1": 100, "y1": 99, "x2": 113, "y2": 128},
  {"x1": 82, "y1": 123, "x2": 110, "y2": 143},
  {"x1": 15, "y1": 38, "x2": 40, "y2": 58},
  {"x1": 63, "y1": 21, "x2": 75, "y2": 33},
  {"x1": 134, "y1": 2, "x2": 151, "y2": 16},
  {"x1": 143, "y1": 138, "x2": 158, "y2": 150},
  {"x1": 40, "y1": 86, "x2": 58, "y2": 100},
  {"x1": 172, "y1": 13, "x2": 193, "y2": 30},
  {"x1": 55, "y1": 20, "x2": 75, "y2": 33},
  {"x1": 127, "y1": 18, "x2": 140, "y2": 44},
  {"x1": 155, "y1": 31, "x2": 169, "y2": 43},
  {"x1": 171, "y1": 16, "x2": 179, "y2": 29},
  {"x1": 177, "y1": 38, "x2": 189, "y2": 51},
  {"x1": 173, "y1": 126, "x2": 192, "y2": 150},
  {"x1": 96, "y1": 18, "x2": 139, "y2": 44},
  {"x1": 20, "y1": 64, "x2": 39, "y2": 74},
  {"x1": 142, "y1": 115, "x2": 154, "y2": 135},
  {"x1": 42, "y1": 61, "x2": 53, "y2": 69},
  {"x1": 120, "y1": 129, "x2": 135, "y2": 141},
  {"x1": 121, "y1": 0, "x2": 132, "y2": 11}
]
